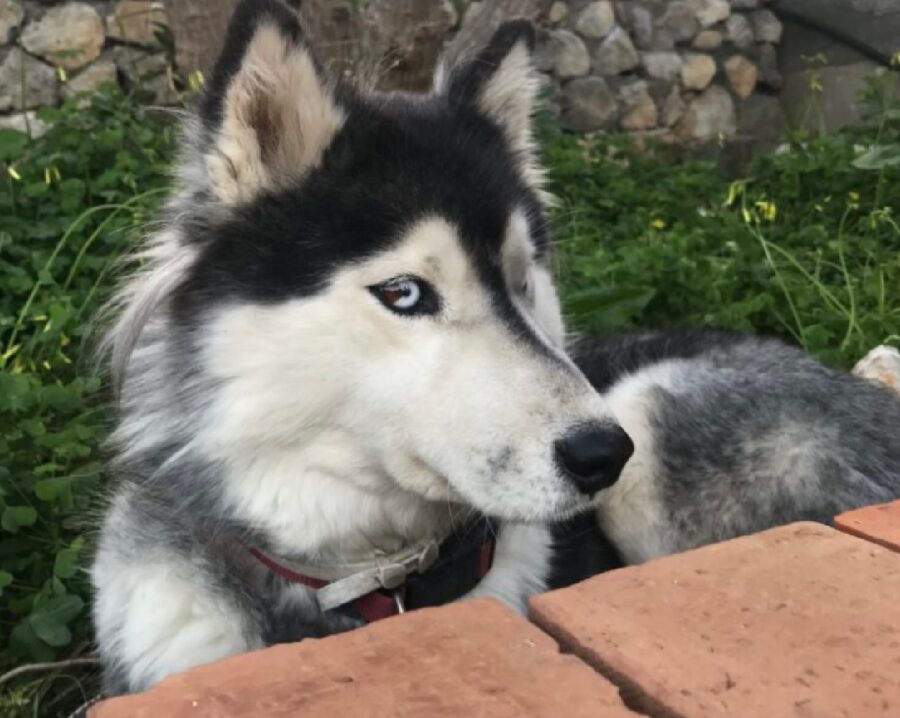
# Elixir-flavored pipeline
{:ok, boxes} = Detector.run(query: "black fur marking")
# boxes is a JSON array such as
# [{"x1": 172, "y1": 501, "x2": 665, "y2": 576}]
[
  {"x1": 199, "y1": 0, "x2": 305, "y2": 131},
  {"x1": 446, "y1": 20, "x2": 536, "y2": 111},
  {"x1": 174, "y1": 89, "x2": 554, "y2": 356},
  {"x1": 570, "y1": 328, "x2": 749, "y2": 392},
  {"x1": 547, "y1": 511, "x2": 624, "y2": 590}
]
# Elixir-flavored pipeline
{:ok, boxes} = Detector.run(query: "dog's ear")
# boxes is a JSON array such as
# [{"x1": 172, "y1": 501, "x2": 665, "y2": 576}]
[
  {"x1": 198, "y1": 0, "x2": 344, "y2": 206},
  {"x1": 438, "y1": 21, "x2": 540, "y2": 158}
]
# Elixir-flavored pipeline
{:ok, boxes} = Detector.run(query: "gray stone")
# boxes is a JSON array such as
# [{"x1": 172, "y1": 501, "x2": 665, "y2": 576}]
[
  {"x1": 687, "y1": 0, "x2": 731, "y2": 27},
  {"x1": 693, "y1": 29, "x2": 723, "y2": 50},
  {"x1": 460, "y1": 1, "x2": 483, "y2": 31},
  {"x1": 729, "y1": 0, "x2": 759, "y2": 8},
  {"x1": 617, "y1": 3, "x2": 653, "y2": 49},
  {"x1": 662, "y1": 85, "x2": 687, "y2": 126},
  {"x1": 677, "y1": 85, "x2": 737, "y2": 140},
  {"x1": 111, "y1": 45, "x2": 174, "y2": 104},
  {"x1": 0, "y1": 0, "x2": 23, "y2": 45},
  {"x1": 781, "y1": 61, "x2": 879, "y2": 134},
  {"x1": 681, "y1": 52, "x2": 717, "y2": 90},
  {"x1": 0, "y1": 110, "x2": 51, "y2": 138},
  {"x1": 642, "y1": 51, "x2": 683, "y2": 82},
  {"x1": 594, "y1": 25, "x2": 639, "y2": 74},
  {"x1": 724, "y1": 54, "x2": 758, "y2": 99},
  {"x1": 562, "y1": 76, "x2": 618, "y2": 132},
  {"x1": 574, "y1": 1, "x2": 615, "y2": 40},
  {"x1": 548, "y1": 1, "x2": 568, "y2": 24},
  {"x1": 545, "y1": 29, "x2": 590, "y2": 78},
  {"x1": 619, "y1": 79, "x2": 658, "y2": 130},
  {"x1": 657, "y1": 1, "x2": 699, "y2": 42},
  {"x1": 20, "y1": 2, "x2": 105, "y2": 70},
  {"x1": 781, "y1": 0, "x2": 900, "y2": 63},
  {"x1": 0, "y1": 48, "x2": 58, "y2": 111},
  {"x1": 725, "y1": 13, "x2": 754, "y2": 49},
  {"x1": 751, "y1": 8, "x2": 782, "y2": 43},
  {"x1": 756, "y1": 42, "x2": 781, "y2": 89},
  {"x1": 106, "y1": 0, "x2": 168, "y2": 46},
  {"x1": 738, "y1": 93, "x2": 785, "y2": 146},
  {"x1": 650, "y1": 26, "x2": 675, "y2": 51},
  {"x1": 62, "y1": 58, "x2": 116, "y2": 102}
]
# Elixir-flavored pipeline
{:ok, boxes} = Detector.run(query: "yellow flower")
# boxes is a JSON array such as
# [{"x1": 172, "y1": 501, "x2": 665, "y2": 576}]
[
  {"x1": 651, "y1": 218, "x2": 667, "y2": 230},
  {"x1": 755, "y1": 200, "x2": 777, "y2": 222},
  {"x1": 725, "y1": 180, "x2": 744, "y2": 208},
  {"x1": 849, "y1": 191, "x2": 860, "y2": 203},
  {"x1": 7, "y1": 166, "x2": 21, "y2": 181},
  {"x1": 57, "y1": 66, "x2": 68, "y2": 82}
]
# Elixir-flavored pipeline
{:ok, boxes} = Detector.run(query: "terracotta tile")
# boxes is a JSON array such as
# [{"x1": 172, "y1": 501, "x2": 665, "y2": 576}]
[
  {"x1": 530, "y1": 522, "x2": 900, "y2": 718},
  {"x1": 90, "y1": 598, "x2": 639, "y2": 718},
  {"x1": 835, "y1": 499, "x2": 900, "y2": 553}
]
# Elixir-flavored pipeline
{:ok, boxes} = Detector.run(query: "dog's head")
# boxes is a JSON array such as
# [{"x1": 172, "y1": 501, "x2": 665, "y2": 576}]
[{"x1": 123, "y1": 0, "x2": 632, "y2": 524}]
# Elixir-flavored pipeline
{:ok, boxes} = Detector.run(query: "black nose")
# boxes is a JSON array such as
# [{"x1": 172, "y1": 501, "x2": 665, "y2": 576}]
[{"x1": 555, "y1": 424, "x2": 634, "y2": 496}]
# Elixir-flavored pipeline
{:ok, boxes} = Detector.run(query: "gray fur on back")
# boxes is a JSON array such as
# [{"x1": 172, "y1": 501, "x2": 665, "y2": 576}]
[{"x1": 576, "y1": 330, "x2": 900, "y2": 558}]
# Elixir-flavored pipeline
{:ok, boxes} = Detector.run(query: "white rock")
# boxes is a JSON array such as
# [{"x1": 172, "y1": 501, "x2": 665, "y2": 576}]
[
  {"x1": 687, "y1": 0, "x2": 731, "y2": 27},
  {"x1": 642, "y1": 51, "x2": 683, "y2": 82},
  {"x1": 0, "y1": 48, "x2": 58, "y2": 111},
  {"x1": 677, "y1": 85, "x2": 737, "y2": 141},
  {"x1": 725, "y1": 13, "x2": 754, "y2": 49},
  {"x1": 548, "y1": 1, "x2": 568, "y2": 24},
  {"x1": 681, "y1": 53, "x2": 717, "y2": 91},
  {"x1": 658, "y1": 1, "x2": 699, "y2": 43},
  {"x1": 21, "y1": 2, "x2": 105, "y2": 70},
  {"x1": 562, "y1": 77, "x2": 618, "y2": 132},
  {"x1": 575, "y1": 1, "x2": 615, "y2": 40},
  {"x1": 0, "y1": 110, "x2": 51, "y2": 138},
  {"x1": 594, "y1": 26, "x2": 640, "y2": 75},
  {"x1": 546, "y1": 29, "x2": 591, "y2": 79},
  {"x1": 662, "y1": 86, "x2": 687, "y2": 127},
  {"x1": 724, "y1": 54, "x2": 758, "y2": 99},
  {"x1": 751, "y1": 8, "x2": 783, "y2": 43},
  {"x1": 693, "y1": 29, "x2": 723, "y2": 50},
  {"x1": 619, "y1": 80, "x2": 658, "y2": 131},
  {"x1": 853, "y1": 345, "x2": 900, "y2": 397}
]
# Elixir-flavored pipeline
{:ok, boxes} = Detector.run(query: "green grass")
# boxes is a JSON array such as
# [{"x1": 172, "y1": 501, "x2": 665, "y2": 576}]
[
  {"x1": 0, "y1": 85, "x2": 175, "y2": 716},
  {"x1": 545, "y1": 73, "x2": 900, "y2": 367},
  {"x1": 1, "y1": 72, "x2": 899, "y2": 715}
]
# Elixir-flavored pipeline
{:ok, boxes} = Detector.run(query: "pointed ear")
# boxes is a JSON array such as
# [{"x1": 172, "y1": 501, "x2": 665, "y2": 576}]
[
  {"x1": 438, "y1": 21, "x2": 540, "y2": 157},
  {"x1": 199, "y1": 0, "x2": 344, "y2": 206}
]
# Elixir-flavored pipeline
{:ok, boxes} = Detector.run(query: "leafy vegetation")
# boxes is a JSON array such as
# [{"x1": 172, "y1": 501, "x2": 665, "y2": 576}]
[
  {"x1": 1, "y1": 86, "x2": 175, "y2": 714},
  {"x1": 0, "y1": 69, "x2": 898, "y2": 715},
  {"x1": 548, "y1": 71, "x2": 900, "y2": 368}
]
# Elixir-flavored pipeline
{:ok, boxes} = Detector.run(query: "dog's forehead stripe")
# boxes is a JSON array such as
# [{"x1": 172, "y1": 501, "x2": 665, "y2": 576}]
[{"x1": 174, "y1": 94, "x2": 549, "y2": 316}]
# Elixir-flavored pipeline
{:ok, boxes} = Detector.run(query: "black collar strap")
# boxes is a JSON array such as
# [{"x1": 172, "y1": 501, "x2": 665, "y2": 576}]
[{"x1": 249, "y1": 517, "x2": 496, "y2": 622}]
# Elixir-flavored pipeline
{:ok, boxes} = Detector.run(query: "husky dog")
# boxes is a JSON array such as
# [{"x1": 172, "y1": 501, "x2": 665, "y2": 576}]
[
  {"x1": 92, "y1": 0, "x2": 632, "y2": 695},
  {"x1": 92, "y1": 0, "x2": 900, "y2": 697}
]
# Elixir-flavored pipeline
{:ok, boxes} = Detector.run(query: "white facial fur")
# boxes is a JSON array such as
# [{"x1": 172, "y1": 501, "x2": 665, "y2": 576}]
[{"x1": 195, "y1": 215, "x2": 615, "y2": 556}]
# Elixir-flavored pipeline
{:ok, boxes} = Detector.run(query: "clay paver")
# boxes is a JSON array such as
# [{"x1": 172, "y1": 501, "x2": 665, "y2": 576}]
[
  {"x1": 530, "y1": 522, "x2": 900, "y2": 718},
  {"x1": 835, "y1": 499, "x2": 900, "y2": 553},
  {"x1": 90, "y1": 598, "x2": 640, "y2": 718}
]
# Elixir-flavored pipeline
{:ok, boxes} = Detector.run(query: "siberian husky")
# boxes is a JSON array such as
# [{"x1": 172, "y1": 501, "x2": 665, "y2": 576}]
[{"x1": 92, "y1": 0, "x2": 900, "y2": 695}]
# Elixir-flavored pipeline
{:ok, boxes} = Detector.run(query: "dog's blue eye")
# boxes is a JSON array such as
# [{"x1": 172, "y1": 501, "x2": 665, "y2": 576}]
[{"x1": 370, "y1": 276, "x2": 440, "y2": 316}]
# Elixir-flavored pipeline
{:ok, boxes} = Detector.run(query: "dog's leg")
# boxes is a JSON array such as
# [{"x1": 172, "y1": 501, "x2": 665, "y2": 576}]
[
  {"x1": 461, "y1": 522, "x2": 552, "y2": 614},
  {"x1": 92, "y1": 552, "x2": 264, "y2": 694}
]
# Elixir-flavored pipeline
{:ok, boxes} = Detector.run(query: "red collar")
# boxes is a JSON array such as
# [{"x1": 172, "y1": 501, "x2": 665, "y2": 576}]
[{"x1": 248, "y1": 533, "x2": 495, "y2": 623}]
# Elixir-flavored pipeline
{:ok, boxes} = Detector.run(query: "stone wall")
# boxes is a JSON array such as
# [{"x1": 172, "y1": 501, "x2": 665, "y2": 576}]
[
  {"x1": 0, "y1": 0, "x2": 788, "y2": 150},
  {"x1": 530, "y1": 0, "x2": 785, "y2": 144},
  {"x1": 0, "y1": 0, "x2": 172, "y2": 135}
]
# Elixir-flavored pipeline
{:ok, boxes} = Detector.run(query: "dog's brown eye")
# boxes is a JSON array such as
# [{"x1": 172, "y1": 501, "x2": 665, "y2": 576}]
[{"x1": 369, "y1": 276, "x2": 440, "y2": 317}]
